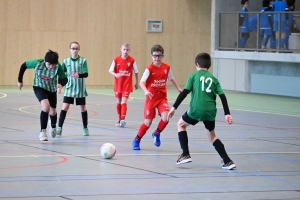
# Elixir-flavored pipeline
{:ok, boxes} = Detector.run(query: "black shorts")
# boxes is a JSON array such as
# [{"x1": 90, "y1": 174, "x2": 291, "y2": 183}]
[
  {"x1": 182, "y1": 111, "x2": 215, "y2": 131},
  {"x1": 63, "y1": 96, "x2": 86, "y2": 105},
  {"x1": 33, "y1": 86, "x2": 57, "y2": 108}
]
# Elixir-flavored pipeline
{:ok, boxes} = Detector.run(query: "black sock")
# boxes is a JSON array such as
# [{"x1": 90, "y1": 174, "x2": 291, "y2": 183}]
[
  {"x1": 81, "y1": 111, "x2": 88, "y2": 128},
  {"x1": 135, "y1": 135, "x2": 142, "y2": 141},
  {"x1": 49, "y1": 114, "x2": 57, "y2": 128},
  {"x1": 40, "y1": 111, "x2": 49, "y2": 130},
  {"x1": 178, "y1": 131, "x2": 189, "y2": 156},
  {"x1": 213, "y1": 139, "x2": 231, "y2": 163},
  {"x1": 58, "y1": 110, "x2": 67, "y2": 127}
]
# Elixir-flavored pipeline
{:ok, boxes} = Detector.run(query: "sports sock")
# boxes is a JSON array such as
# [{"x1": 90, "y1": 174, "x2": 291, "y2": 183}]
[
  {"x1": 136, "y1": 123, "x2": 150, "y2": 140},
  {"x1": 81, "y1": 111, "x2": 88, "y2": 128},
  {"x1": 116, "y1": 103, "x2": 121, "y2": 120},
  {"x1": 213, "y1": 139, "x2": 231, "y2": 163},
  {"x1": 178, "y1": 131, "x2": 189, "y2": 156},
  {"x1": 40, "y1": 111, "x2": 49, "y2": 130},
  {"x1": 49, "y1": 114, "x2": 57, "y2": 128},
  {"x1": 155, "y1": 119, "x2": 169, "y2": 135},
  {"x1": 58, "y1": 110, "x2": 67, "y2": 127},
  {"x1": 121, "y1": 103, "x2": 127, "y2": 120}
]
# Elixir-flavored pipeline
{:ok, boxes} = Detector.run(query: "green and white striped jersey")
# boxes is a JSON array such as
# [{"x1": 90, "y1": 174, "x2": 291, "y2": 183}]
[
  {"x1": 26, "y1": 59, "x2": 66, "y2": 92},
  {"x1": 62, "y1": 56, "x2": 88, "y2": 98}
]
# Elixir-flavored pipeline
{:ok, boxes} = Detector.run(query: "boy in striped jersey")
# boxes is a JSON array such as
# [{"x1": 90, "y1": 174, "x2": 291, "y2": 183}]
[
  {"x1": 109, "y1": 43, "x2": 139, "y2": 128},
  {"x1": 18, "y1": 50, "x2": 68, "y2": 141},
  {"x1": 132, "y1": 44, "x2": 182, "y2": 150},
  {"x1": 57, "y1": 42, "x2": 89, "y2": 136}
]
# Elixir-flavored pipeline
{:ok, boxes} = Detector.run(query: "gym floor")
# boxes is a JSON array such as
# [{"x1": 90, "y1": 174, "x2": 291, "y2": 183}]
[{"x1": 0, "y1": 88, "x2": 299, "y2": 200}]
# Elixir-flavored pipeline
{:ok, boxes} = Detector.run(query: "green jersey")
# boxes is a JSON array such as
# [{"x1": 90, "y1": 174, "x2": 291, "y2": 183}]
[
  {"x1": 184, "y1": 69, "x2": 224, "y2": 121},
  {"x1": 26, "y1": 59, "x2": 66, "y2": 92},
  {"x1": 62, "y1": 56, "x2": 88, "y2": 98}
]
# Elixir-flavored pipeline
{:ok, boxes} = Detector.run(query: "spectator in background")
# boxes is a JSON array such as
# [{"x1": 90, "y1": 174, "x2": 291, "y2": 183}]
[{"x1": 239, "y1": 0, "x2": 250, "y2": 48}]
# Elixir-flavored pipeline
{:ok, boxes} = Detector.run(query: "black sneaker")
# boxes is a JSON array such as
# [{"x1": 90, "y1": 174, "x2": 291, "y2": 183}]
[
  {"x1": 176, "y1": 154, "x2": 192, "y2": 165},
  {"x1": 222, "y1": 160, "x2": 236, "y2": 170}
]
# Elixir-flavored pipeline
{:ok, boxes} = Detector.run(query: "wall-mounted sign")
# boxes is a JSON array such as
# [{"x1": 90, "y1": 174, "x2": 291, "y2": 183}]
[{"x1": 147, "y1": 20, "x2": 163, "y2": 32}]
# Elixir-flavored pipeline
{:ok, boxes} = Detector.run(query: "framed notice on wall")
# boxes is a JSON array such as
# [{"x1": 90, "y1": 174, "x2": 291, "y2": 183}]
[{"x1": 146, "y1": 20, "x2": 163, "y2": 32}]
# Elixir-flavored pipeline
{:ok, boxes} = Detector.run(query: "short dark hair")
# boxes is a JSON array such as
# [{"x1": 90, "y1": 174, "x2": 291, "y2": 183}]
[
  {"x1": 44, "y1": 49, "x2": 59, "y2": 64},
  {"x1": 286, "y1": 0, "x2": 294, "y2": 7},
  {"x1": 262, "y1": 0, "x2": 270, "y2": 7},
  {"x1": 151, "y1": 44, "x2": 164, "y2": 55},
  {"x1": 241, "y1": 0, "x2": 248, "y2": 5},
  {"x1": 195, "y1": 53, "x2": 211, "y2": 69},
  {"x1": 69, "y1": 41, "x2": 80, "y2": 49}
]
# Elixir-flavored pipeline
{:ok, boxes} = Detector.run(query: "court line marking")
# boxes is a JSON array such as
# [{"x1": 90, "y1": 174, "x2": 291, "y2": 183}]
[
  {"x1": 0, "y1": 93, "x2": 7, "y2": 99},
  {"x1": 0, "y1": 152, "x2": 299, "y2": 158}
]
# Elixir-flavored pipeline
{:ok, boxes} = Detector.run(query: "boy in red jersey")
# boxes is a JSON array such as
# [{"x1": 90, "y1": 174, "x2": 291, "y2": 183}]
[
  {"x1": 109, "y1": 43, "x2": 139, "y2": 127},
  {"x1": 132, "y1": 44, "x2": 182, "y2": 150}
]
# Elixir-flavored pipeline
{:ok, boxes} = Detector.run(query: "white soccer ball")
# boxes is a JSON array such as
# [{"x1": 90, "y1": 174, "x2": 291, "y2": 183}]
[{"x1": 100, "y1": 143, "x2": 116, "y2": 159}]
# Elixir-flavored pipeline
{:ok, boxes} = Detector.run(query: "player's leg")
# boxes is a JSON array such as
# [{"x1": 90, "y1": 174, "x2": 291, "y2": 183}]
[
  {"x1": 77, "y1": 97, "x2": 89, "y2": 136},
  {"x1": 34, "y1": 87, "x2": 50, "y2": 141},
  {"x1": 132, "y1": 118, "x2": 153, "y2": 150},
  {"x1": 151, "y1": 98, "x2": 170, "y2": 147},
  {"x1": 132, "y1": 96, "x2": 157, "y2": 150},
  {"x1": 204, "y1": 121, "x2": 236, "y2": 170},
  {"x1": 115, "y1": 92, "x2": 122, "y2": 126},
  {"x1": 48, "y1": 91, "x2": 58, "y2": 138},
  {"x1": 119, "y1": 92, "x2": 130, "y2": 128},
  {"x1": 176, "y1": 112, "x2": 195, "y2": 165},
  {"x1": 57, "y1": 97, "x2": 72, "y2": 136}
]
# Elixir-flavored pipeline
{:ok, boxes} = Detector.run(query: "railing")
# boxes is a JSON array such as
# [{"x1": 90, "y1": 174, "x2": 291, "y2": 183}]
[{"x1": 218, "y1": 11, "x2": 300, "y2": 53}]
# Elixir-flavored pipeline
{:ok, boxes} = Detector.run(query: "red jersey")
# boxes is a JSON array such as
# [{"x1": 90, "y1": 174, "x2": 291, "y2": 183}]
[
  {"x1": 145, "y1": 62, "x2": 170, "y2": 95},
  {"x1": 109, "y1": 55, "x2": 138, "y2": 93}
]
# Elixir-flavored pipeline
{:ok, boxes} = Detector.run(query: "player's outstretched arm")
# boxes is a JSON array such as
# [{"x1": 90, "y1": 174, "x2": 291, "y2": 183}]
[
  {"x1": 219, "y1": 94, "x2": 232, "y2": 124},
  {"x1": 18, "y1": 62, "x2": 27, "y2": 91},
  {"x1": 134, "y1": 73, "x2": 139, "y2": 90},
  {"x1": 170, "y1": 79, "x2": 182, "y2": 92}
]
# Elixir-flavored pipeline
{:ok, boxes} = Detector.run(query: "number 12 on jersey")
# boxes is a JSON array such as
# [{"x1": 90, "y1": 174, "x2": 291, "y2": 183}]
[{"x1": 200, "y1": 76, "x2": 212, "y2": 92}]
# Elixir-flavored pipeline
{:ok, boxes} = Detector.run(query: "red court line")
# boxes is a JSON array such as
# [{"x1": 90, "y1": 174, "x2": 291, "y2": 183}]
[{"x1": 0, "y1": 149, "x2": 68, "y2": 170}]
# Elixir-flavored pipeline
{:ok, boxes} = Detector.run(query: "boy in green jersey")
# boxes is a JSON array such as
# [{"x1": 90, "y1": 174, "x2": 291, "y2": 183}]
[
  {"x1": 18, "y1": 50, "x2": 68, "y2": 141},
  {"x1": 56, "y1": 42, "x2": 89, "y2": 136},
  {"x1": 167, "y1": 53, "x2": 236, "y2": 170}
]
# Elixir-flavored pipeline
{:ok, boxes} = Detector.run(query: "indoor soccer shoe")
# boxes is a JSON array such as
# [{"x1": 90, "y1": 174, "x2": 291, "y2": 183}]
[
  {"x1": 39, "y1": 129, "x2": 48, "y2": 141},
  {"x1": 83, "y1": 128, "x2": 89, "y2": 136},
  {"x1": 132, "y1": 139, "x2": 140, "y2": 150},
  {"x1": 120, "y1": 120, "x2": 126, "y2": 128},
  {"x1": 56, "y1": 127, "x2": 62, "y2": 136},
  {"x1": 152, "y1": 132, "x2": 161, "y2": 147},
  {"x1": 49, "y1": 127, "x2": 57, "y2": 138},
  {"x1": 222, "y1": 160, "x2": 236, "y2": 170},
  {"x1": 176, "y1": 154, "x2": 192, "y2": 165}
]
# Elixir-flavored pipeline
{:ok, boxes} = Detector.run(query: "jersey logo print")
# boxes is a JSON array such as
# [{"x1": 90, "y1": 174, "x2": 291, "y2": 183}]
[
  {"x1": 40, "y1": 75, "x2": 51, "y2": 81},
  {"x1": 164, "y1": 70, "x2": 167, "y2": 74},
  {"x1": 146, "y1": 110, "x2": 150, "y2": 115},
  {"x1": 127, "y1": 63, "x2": 131, "y2": 67}
]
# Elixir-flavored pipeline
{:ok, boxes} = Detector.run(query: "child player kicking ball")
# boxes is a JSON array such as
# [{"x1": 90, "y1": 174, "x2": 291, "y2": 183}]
[
  {"x1": 132, "y1": 44, "x2": 182, "y2": 150},
  {"x1": 167, "y1": 53, "x2": 236, "y2": 170}
]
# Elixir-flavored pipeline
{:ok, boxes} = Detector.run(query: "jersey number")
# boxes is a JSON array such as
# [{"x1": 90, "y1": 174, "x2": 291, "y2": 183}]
[{"x1": 200, "y1": 76, "x2": 212, "y2": 92}]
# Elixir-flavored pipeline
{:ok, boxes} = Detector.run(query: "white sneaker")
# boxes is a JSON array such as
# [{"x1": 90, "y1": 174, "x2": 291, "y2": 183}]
[
  {"x1": 39, "y1": 129, "x2": 48, "y2": 141},
  {"x1": 120, "y1": 120, "x2": 126, "y2": 128},
  {"x1": 49, "y1": 127, "x2": 57, "y2": 138},
  {"x1": 261, "y1": 46, "x2": 266, "y2": 49}
]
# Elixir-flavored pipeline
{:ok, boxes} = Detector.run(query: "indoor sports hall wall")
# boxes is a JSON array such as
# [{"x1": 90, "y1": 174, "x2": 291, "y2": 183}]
[{"x1": 0, "y1": 0, "x2": 211, "y2": 87}]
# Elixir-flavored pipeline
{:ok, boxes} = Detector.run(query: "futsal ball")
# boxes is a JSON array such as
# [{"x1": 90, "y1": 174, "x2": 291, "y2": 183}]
[{"x1": 100, "y1": 143, "x2": 116, "y2": 159}]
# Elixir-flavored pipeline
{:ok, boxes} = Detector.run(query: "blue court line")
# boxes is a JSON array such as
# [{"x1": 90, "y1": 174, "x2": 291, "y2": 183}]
[
  {"x1": 0, "y1": 184, "x2": 296, "y2": 196},
  {"x1": 0, "y1": 171, "x2": 300, "y2": 181}
]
